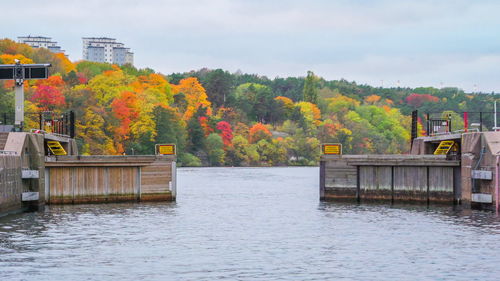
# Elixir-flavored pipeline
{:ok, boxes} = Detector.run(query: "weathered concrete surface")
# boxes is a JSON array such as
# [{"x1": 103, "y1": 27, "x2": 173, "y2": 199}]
[
  {"x1": 1, "y1": 133, "x2": 46, "y2": 213},
  {"x1": 0, "y1": 155, "x2": 23, "y2": 216},
  {"x1": 462, "y1": 133, "x2": 481, "y2": 155},
  {"x1": 45, "y1": 155, "x2": 176, "y2": 204},
  {"x1": 410, "y1": 138, "x2": 425, "y2": 155},
  {"x1": 324, "y1": 131, "x2": 500, "y2": 209},
  {"x1": 483, "y1": 132, "x2": 500, "y2": 156},
  {"x1": 359, "y1": 166, "x2": 392, "y2": 202},
  {"x1": 320, "y1": 155, "x2": 459, "y2": 204},
  {"x1": 342, "y1": 155, "x2": 459, "y2": 166},
  {"x1": 320, "y1": 156, "x2": 357, "y2": 201},
  {"x1": 0, "y1": 132, "x2": 8, "y2": 150},
  {"x1": 472, "y1": 132, "x2": 500, "y2": 209},
  {"x1": 428, "y1": 166, "x2": 455, "y2": 203},
  {"x1": 460, "y1": 133, "x2": 482, "y2": 206},
  {"x1": 393, "y1": 166, "x2": 428, "y2": 202}
]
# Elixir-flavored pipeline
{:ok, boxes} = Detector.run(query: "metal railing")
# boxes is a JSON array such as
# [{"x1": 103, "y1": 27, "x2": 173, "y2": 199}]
[
  {"x1": 427, "y1": 119, "x2": 451, "y2": 136},
  {"x1": 0, "y1": 111, "x2": 75, "y2": 138},
  {"x1": 424, "y1": 111, "x2": 499, "y2": 136}
]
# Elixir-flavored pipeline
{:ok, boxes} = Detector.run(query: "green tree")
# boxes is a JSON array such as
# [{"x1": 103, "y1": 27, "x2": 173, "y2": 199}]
[
  {"x1": 204, "y1": 69, "x2": 233, "y2": 108},
  {"x1": 153, "y1": 105, "x2": 187, "y2": 154},
  {"x1": 205, "y1": 133, "x2": 225, "y2": 166},
  {"x1": 303, "y1": 71, "x2": 319, "y2": 104},
  {"x1": 186, "y1": 108, "x2": 206, "y2": 153}
]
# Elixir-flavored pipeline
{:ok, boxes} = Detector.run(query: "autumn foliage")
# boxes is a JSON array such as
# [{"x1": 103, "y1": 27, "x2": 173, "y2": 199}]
[
  {"x1": 216, "y1": 121, "x2": 233, "y2": 147},
  {"x1": 405, "y1": 93, "x2": 439, "y2": 107},
  {"x1": 2, "y1": 38, "x2": 484, "y2": 166},
  {"x1": 248, "y1": 123, "x2": 272, "y2": 143}
]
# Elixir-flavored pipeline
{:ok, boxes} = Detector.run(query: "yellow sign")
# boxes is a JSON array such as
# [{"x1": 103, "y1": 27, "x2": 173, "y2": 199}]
[
  {"x1": 156, "y1": 144, "x2": 176, "y2": 155},
  {"x1": 322, "y1": 143, "x2": 342, "y2": 155},
  {"x1": 47, "y1": 141, "x2": 67, "y2": 156}
]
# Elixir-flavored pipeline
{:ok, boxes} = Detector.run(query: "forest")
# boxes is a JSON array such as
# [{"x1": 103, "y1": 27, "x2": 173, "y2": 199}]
[{"x1": 0, "y1": 38, "x2": 498, "y2": 166}]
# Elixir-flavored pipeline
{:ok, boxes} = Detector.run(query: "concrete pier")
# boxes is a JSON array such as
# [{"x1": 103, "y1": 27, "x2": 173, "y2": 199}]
[
  {"x1": 45, "y1": 155, "x2": 176, "y2": 204},
  {"x1": 320, "y1": 131, "x2": 500, "y2": 210},
  {"x1": 320, "y1": 155, "x2": 460, "y2": 204},
  {"x1": 0, "y1": 132, "x2": 177, "y2": 217}
]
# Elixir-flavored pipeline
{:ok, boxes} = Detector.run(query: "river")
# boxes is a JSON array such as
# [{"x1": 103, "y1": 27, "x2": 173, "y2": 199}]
[{"x1": 1, "y1": 167, "x2": 500, "y2": 280}]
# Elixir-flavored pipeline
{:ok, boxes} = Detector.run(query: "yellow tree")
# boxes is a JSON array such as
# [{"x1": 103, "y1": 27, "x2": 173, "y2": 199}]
[
  {"x1": 295, "y1": 101, "x2": 322, "y2": 126},
  {"x1": 54, "y1": 53, "x2": 76, "y2": 74},
  {"x1": 364, "y1": 94, "x2": 381, "y2": 104},
  {"x1": 0, "y1": 54, "x2": 33, "y2": 64},
  {"x1": 76, "y1": 106, "x2": 115, "y2": 155},
  {"x1": 87, "y1": 68, "x2": 134, "y2": 106},
  {"x1": 326, "y1": 94, "x2": 360, "y2": 114},
  {"x1": 172, "y1": 77, "x2": 211, "y2": 120},
  {"x1": 132, "y1": 73, "x2": 173, "y2": 105}
]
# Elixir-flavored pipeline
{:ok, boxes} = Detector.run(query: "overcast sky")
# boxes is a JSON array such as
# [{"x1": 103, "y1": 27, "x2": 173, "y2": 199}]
[{"x1": 2, "y1": 0, "x2": 499, "y2": 92}]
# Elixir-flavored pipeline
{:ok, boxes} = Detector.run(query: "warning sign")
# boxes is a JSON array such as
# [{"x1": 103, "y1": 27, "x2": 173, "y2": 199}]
[
  {"x1": 156, "y1": 144, "x2": 176, "y2": 155},
  {"x1": 322, "y1": 143, "x2": 342, "y2": 155}
]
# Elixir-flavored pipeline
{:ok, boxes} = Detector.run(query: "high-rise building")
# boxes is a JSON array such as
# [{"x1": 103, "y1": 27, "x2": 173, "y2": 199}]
[
  {"x1": 17, "y1": 36, "x2": 65, "y2": 54},
  {"x1": 82, "y1": 37, "x2": 134, "y2": 65}
]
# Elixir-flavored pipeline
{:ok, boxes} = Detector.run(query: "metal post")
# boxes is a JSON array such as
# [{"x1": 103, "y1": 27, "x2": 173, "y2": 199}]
[
  {"x1": 479, "y1": 112, "x2": 483, "y2": 132},
  {"x1": 14, "y1": 61, "x2": 24, "y2": 128},
  {"x1": 410, "y1": 110, "x2": 418, "y2": 149},
  {"x1": 65, "y1": 112, "x2": 69, "y2": 136},
  {"x1": 69, "y1": 111, "x2": 75, "y2": 138},
  {"x1": 496, "y1": 155, "x2": 499, "y2": 213},
  {"x1": 39, "y1": 112, "x2": 43, "y2": 130},
  {"x1": 495, "y1": 101, "x2": 498, "y2": 131},
  {"x1": 426, "y1": 113, "x2": 430, "y2": 136},
  {"x1": 463, "y1": 112, "x2": 468, "y2": 132},
  {"x1": 14, "y1": 83, "x2": 24, "y2": 127}
]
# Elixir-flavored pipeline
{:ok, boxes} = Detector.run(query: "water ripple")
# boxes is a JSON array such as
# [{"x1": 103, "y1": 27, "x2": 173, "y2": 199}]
[{"x1": 0, "y1": 167, "x2": 499, "y2": 280}]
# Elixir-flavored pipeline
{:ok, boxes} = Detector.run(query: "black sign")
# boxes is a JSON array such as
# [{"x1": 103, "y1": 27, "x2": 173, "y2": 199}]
[
  {"x1": 25, "y1": 67, "x2": 48, "y2": 79},
  {"x1": 0, "y1": 68, "x2": 13, "y2": 80},
  {"x1": 0, "y1": 64, "x2": 50, "y2": 80}
]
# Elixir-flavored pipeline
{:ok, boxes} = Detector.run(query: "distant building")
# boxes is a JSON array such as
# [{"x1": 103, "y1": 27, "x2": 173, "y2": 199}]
[
  {"x1": 17, "y1": 36, "x2": 65, "y2": 54},
  {"x1": 82, "y1": 37, "x2": 134, "y2": 65}
]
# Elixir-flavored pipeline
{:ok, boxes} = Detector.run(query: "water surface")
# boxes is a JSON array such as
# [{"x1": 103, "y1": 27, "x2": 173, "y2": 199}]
[{"x1": 1, "y1": 167, "x2": 500, "y2": 280}]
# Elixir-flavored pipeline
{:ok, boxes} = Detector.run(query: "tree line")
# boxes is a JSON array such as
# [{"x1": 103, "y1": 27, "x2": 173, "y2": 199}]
[{"x1": 0, "y1": 38, "x2": 498, "y2": 166}]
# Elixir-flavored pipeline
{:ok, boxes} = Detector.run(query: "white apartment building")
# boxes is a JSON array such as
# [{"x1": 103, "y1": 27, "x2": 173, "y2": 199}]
[
  {"x1": 17, "y1": 36, "x2": 65, "y2": 54},
  {"x1": 82, "y1": 37, "x2": 134, "y2": 65}
]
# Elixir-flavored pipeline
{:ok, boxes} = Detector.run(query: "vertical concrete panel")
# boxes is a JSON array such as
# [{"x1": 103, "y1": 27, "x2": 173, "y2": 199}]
[
  {"x1": 323, "y1": 158, "x2": 358, "y2": 200},
  {"x1": 428, "y1": 167, "x2": 454, "y2": 203},
  {"x1": 359, "y1": 166, "x2": 392, "y2": 201},
  {"x1": 319, "y1": 161, "x2": 325, "y2": 199},
  {"x1": 0, "y1": 155, "x2": 24, "y2": 215},
  {"x1": 394, "y1": 166, "x2": 428, "y2": 202},
  {"x1": 461, "y1": 154, "x2": 474, "y2": 205}
]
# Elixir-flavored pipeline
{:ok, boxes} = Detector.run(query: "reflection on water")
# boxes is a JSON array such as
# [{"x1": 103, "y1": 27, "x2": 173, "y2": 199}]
[{"x1": 1, "y1": 167, "x2": 500, "y2": 280}]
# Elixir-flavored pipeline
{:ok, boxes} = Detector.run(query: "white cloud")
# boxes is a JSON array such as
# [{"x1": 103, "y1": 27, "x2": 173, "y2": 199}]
[{"x1": 1, "y1": 0, "x2": 499, "y2": 92}]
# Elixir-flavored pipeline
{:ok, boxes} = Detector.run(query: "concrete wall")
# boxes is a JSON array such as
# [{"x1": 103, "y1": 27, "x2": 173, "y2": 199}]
[
  {"x1": 410, "y1": 132, "x2": 500, "y2": 208},
  {"x1": 0, "y1": 133, "x2": 46, "y2": 216},
  {"x1": 445, "y1": 132, "x2": 498, "y2": 208},
  {"x1": 320, "y1": 156, "x2": 357, "y2": 201},
  {"x1": 0, "y1": 155, "x2": 23, "y2": 216},
  {"x1": 320, "y1": 155, "x2": 460, "y2": 204},
  {"x1": 45, "y1": 155, "x2": 176, "y2": 204}
]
